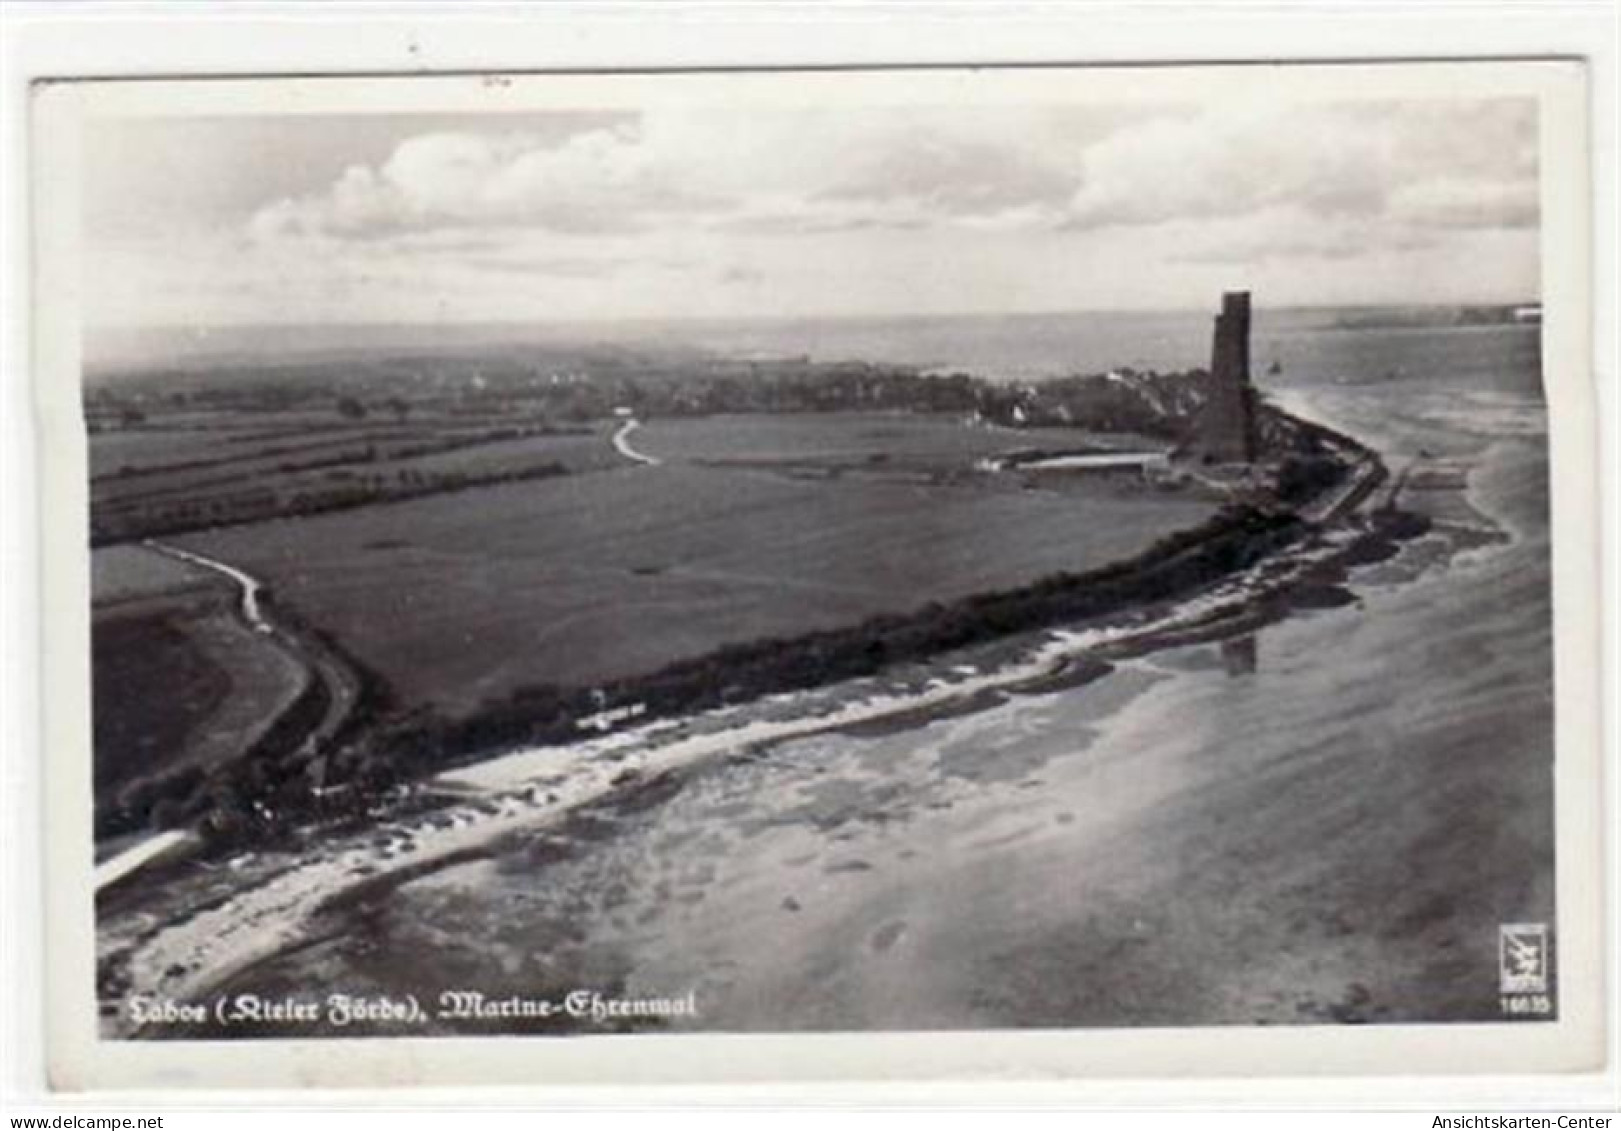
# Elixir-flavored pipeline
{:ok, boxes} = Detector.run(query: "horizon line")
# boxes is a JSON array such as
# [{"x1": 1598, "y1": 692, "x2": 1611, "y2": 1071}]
[{"x1": 85, "y1": 298, "x2": 1542, "y2": 337}]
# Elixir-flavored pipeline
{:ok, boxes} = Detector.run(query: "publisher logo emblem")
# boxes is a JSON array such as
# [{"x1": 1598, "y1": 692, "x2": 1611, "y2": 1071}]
[{"x1": 1499, "y1": 923, "x2": 1548, "y2": 994}]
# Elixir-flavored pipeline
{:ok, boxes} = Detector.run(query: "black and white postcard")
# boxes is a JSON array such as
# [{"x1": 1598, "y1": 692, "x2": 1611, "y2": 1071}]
[{"x1": 32, "y1": 59, "x2": 1604, "y2": 1088}]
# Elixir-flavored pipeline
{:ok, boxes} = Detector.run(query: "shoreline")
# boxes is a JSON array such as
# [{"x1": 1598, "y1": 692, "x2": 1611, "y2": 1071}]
[{"x1": 100, "y1": 408, "x2": 1409, "y2": 1035}]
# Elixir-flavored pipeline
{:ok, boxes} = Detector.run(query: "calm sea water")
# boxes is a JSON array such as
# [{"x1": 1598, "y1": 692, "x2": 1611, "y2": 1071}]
[
  {"x1": 90, "y1": 306, "x2": 1540, "y2": 389},
  {"x1": 636, "y1": 307, "x2": 1544, "y2": 386},
  {"x1": 144, "y1": 314, "x2": 1557, "y2": 1032}
]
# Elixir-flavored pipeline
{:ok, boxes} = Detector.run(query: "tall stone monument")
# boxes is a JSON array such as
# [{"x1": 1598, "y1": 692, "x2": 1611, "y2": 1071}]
[{"x1": 1186, "y1": 291, "x2": 1258, "y2": 465}]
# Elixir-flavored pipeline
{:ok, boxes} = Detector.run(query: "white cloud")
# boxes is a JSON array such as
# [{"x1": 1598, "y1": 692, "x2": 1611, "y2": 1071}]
[
  {"x1": 1066, "y1": 99, "x2": 1535, "y2": 233},
  {"x1": 89, "y1": 97, "x2": 1543, "y2": 328},
  {"x1": 1068, "y1": 106, "x2": 1384, "y2": 226},
  {"x1": 250, "y1": 125, "x2": 720, "y2": 240},
  {"x1": 249, "y1": 99, "x2": 1537, "y2": 256},
  {"x1": 1161, "y1": 205, "x2": 1440, "y2": 266},
  {"x1": 246, "y1": 109, "x2": 1115, "y2": 244},
  {"x1": 1388, "y1": 177, "x2": 1539, "y2": 229}
]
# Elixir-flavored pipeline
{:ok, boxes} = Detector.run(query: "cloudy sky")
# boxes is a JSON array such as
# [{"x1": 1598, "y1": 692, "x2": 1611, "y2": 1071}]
[{"x1": 81, "y1": 94, "x2": 1539, "y2": 329}]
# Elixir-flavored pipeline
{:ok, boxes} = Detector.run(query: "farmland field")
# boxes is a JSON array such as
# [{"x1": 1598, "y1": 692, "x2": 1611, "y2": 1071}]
[
  {"x1": 635, "y1": 412, "x2": 1163, "y2": 470},
  {"x1": 93, "y1": 612, "x2": 233, "y2": 795},
  {"x1": 90, "y1": 545, "x2": 309, "y2": 823},
  {"x1": 91, "y1": 424, "x2": 377, "y2": 481},
  {"x1": 176, "y1": 413, "x2": 1212, "y2": 716},
  {"x1": 93, "y1": 428, "x2": 611, "y2": 513},
  {"x1": 93, "y1": 606, "x2": 308, "y2": 798},
  {"x1": 388, "y1": 429, "x2": 621, "y2": 477},
  {"x1": 89, "y1": 410, "x2": 620, "y2": 544},
  {"x1": 93, "y1": 543, "x2": 219, "y2": 605}
]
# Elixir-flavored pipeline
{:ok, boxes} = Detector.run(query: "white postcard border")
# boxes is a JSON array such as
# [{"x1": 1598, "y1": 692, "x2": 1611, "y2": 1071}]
[{"x1": 20, "y1": 53, "x2": 1609, "y2": 1094}]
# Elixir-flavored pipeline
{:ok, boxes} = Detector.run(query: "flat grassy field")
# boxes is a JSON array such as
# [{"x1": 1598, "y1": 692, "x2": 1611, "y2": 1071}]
[
  {"x1": 92, "y1": 599, "x2": 310, "y2": 812},
  {"x1": 636, "y1": 413, "x2": 1160, "y2": 470},
  {"x1": 177, "y1": 414, "x2": 1212, "y2": 716},
  {"x1": 92, "y1": 544, "x2": 218, "y2": 605},
  {"x1": 91, "y1": 545, "x2": 310, "y2": 821},
  {"x1": 91, "y1": 424, "x2": 375, "y2": 482},
  {"x1": 92, "y1": 611, "x2": 234, "y2": 796},
  {"x1": 390, "y1": 430, "x2": 621, "y2": 477},
  {"x1": 90, "y1": 409, "x2": 620, "y2": 542}
]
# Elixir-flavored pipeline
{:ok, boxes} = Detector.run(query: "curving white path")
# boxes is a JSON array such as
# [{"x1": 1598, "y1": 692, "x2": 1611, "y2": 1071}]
[
  {"x1": 144, "y1": 539, "x2": 273, "y2": 634},
  {"x1": 611, "y1": 418, "x2": 662, "y2": 467}
]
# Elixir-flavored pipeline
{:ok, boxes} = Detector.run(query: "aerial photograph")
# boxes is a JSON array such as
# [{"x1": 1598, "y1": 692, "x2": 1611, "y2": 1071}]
[{"x1": 80, "y1": 76, "x2": 1555, "y2": 1038}]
